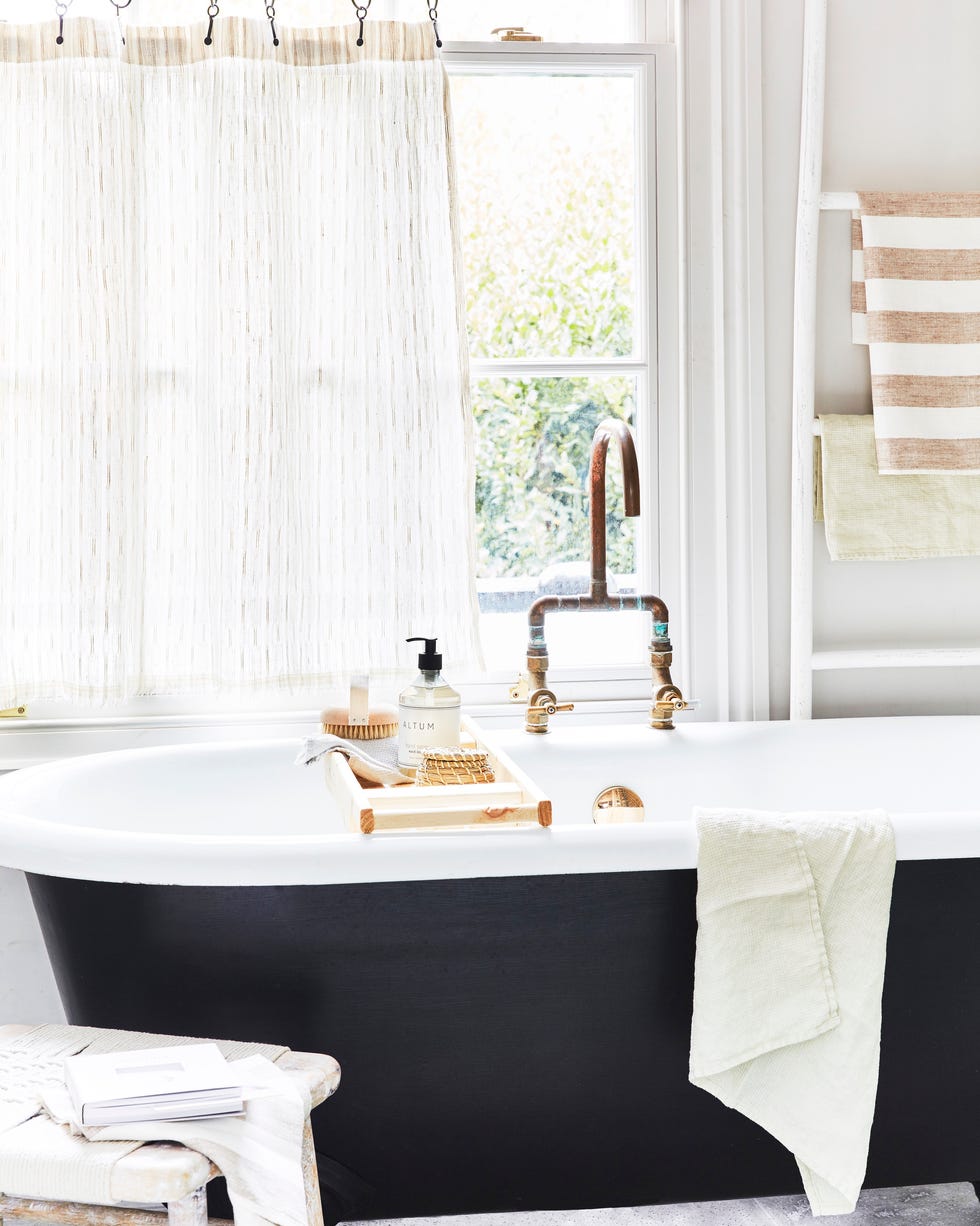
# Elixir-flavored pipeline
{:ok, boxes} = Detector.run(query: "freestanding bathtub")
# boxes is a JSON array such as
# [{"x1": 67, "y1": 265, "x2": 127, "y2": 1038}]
[{"x1": 1, "y1": 716, "x2": 979, "y2": 1222}]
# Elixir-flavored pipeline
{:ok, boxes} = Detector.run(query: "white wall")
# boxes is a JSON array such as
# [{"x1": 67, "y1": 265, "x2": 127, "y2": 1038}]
[
  {"x1": 0, "y1": 866, "x2": 65, "y2": 1023},
  {"x1": 763, "y1": 0, "x2": 980, "y2": 718}
]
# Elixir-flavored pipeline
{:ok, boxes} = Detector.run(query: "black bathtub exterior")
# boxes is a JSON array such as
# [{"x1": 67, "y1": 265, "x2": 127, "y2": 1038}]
[{"x1": 26, "y1": 862, "x2": 980, "y2": 1222}]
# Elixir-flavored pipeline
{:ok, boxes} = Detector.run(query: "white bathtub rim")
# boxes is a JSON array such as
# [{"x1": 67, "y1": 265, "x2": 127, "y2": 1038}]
[
  {"x1": 1, "y1": 805, "x2": 979, "y2": 886},
  {"x1": 2, "y1": 723, "x2": 980, "y2": 885}
]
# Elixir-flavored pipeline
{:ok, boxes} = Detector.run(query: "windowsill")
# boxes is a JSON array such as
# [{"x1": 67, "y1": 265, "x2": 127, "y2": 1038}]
[
  {"x1": 0, "y1": 605, "x2": 669, "y2": 765},
  {"x1": 0, "y1": 697, "x2": 654, "y2": 770},
  {"x1": 6, "y1": 586, "x2": 666, "y2": 733}
]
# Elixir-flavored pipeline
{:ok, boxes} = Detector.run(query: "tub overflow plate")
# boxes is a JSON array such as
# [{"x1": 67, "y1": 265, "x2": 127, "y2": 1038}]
[{"x1": 592, "y1": 787, "x2": 645, "y2": 824}]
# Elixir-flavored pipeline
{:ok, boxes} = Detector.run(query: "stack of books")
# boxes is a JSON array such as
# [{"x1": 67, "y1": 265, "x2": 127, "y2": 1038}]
[{"x1": 64, "y1": 1043, "x2": 243, "y2": 1126}]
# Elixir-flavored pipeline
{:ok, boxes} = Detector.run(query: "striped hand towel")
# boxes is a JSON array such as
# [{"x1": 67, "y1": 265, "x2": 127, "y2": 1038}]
[{"x1": 851, "y1": 192, "x2": 980, "y2": 474}]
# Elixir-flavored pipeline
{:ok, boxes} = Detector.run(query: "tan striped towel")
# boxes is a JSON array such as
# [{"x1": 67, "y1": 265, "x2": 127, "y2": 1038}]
[{"x1": 851, "y1": 192, "x2": 980, "y2": 474}]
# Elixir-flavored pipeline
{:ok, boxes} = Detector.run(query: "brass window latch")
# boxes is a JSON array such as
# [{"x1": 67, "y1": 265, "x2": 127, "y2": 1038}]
[
  {"x1": 0, "y1": 705, "x2": 27, "y2": 719},
  {"x1": 491, "y1": 26, "x2": 542, "y2": 41}
]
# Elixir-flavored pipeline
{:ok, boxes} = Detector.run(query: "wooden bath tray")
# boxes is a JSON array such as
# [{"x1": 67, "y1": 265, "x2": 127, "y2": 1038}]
[{"x1": 324, "y1": 717, "x2": 552, "y2": 834}]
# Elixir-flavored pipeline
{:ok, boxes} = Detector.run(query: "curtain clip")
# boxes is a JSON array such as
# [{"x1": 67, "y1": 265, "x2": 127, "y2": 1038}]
[
  {"x1": 205, "y1": 1, "x2": 219, "y2": 47},
  {"x1": 428, "y1": 0, "x2": 442, "y2": 48},
  {"x1": 55, "y1": 0, "x2": 72, "y2": 46},
  {"x1": 265, "y1": 2, "x2": 280, "y2": 47},
  {"x1": 351, "y1": 0, "x2": 371, "y2": 48},
  {"x1": 109, "y1": 0, "x2": 133, "y2": 46}
]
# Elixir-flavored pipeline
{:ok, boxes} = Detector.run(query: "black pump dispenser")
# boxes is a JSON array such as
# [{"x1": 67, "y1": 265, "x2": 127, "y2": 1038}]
[
  {"x1": 398, "y1": 635, "x2": 461, "y2": 769},
  {"x1": 407, "y1": 636, "x2": 442, "y2": 671}
]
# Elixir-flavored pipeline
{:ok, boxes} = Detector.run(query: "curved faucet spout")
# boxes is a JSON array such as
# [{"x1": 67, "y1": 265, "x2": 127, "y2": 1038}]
[{"x1": 590, "y1": 419, "x2": 640, "y2": 600}]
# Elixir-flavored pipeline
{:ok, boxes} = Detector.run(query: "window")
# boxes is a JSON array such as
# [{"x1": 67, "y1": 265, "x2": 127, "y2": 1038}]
[
  {"x1": 445, "y1": 40, "x2": 676, "y2": 692},
  {"x1": 2, "y1": 3, "x2": 678, "y2": 722}
]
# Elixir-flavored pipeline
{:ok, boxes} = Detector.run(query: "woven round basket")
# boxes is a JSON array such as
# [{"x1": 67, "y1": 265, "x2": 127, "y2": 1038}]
[{"x1": 416, "y1": 746, "x2": 496, "y2": 786}]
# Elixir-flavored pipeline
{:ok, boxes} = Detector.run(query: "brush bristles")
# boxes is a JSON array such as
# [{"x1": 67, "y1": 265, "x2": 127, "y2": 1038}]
[{"x1": 322, "y1": 721, "x2": 398, "y2": 740}]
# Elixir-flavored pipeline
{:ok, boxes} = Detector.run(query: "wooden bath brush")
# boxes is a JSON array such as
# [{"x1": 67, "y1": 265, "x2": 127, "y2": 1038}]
[{"x1": 321, "y1": 675, "x2": 398, "y2": 740}]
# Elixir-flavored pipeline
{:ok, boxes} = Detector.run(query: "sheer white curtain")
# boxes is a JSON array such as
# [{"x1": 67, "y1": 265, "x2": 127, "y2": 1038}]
[{"x1": 0, "y1": 18, "x2": 482, "y2": 706}]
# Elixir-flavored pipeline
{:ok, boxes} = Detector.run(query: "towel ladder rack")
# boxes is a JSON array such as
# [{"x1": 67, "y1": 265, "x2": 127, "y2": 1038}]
[{"x1": 789, "y1": 0, "x2": 980, "y2": 718}]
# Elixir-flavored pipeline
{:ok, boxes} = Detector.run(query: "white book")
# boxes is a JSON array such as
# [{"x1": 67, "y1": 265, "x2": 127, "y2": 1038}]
[
  {"x1": 81, "y1": 1093, "x2": 244, "y2": 1127},
  {"x1": 64, "y1": 1043, "x2": 243, "y2": 1126}
]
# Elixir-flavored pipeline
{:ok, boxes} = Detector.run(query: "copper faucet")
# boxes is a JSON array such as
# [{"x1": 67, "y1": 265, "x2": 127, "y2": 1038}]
[{"x1": 524, "y1": 419, "x2": 692, "y2": 733}]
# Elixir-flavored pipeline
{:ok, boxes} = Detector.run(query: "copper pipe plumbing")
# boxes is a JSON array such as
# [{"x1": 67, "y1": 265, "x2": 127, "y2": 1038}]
[{"x1": 524, "y1": 419, "x2": 692, "y2": 732}]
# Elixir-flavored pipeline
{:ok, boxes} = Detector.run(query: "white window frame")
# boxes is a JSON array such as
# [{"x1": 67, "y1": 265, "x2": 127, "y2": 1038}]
[{"x1": 677, "y1": 0, "x2": 769, "y2": 725}]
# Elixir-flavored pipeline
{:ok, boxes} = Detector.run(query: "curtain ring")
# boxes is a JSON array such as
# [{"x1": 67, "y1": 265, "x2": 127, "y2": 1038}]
[{"x1": 204, "y1": 1, "x2": 219, "y2": 47}]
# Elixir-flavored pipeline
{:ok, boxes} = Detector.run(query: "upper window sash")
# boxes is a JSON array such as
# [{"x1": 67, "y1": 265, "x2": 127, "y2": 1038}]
[{"x1": 443, "y1": 44, "x2": 663, "y2": 380}]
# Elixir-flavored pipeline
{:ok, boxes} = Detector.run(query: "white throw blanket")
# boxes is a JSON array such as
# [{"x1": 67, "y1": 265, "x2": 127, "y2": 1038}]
[
  {"x1": 689, "y1": 807, "x2": 895, "y2": 1217},
  {"x1": 0, "y1": 1026, "x2": 309, "y2": 1226},
  {"x1": 42, "y1": 1057, "x2": 311, "y2": 1226}
]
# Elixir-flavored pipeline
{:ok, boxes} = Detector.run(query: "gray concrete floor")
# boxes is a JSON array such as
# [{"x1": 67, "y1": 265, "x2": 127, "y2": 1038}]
[{"x1": 356, "y1": 1182, "x2": 980, "y2": 1225}]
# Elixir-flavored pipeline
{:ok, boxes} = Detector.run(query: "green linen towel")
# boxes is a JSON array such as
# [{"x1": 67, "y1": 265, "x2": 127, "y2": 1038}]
[
  {"x1": 690, "y1": 807, "x2": 895, "y2": 1216},
  {"x1": 819, "y1": 413, "x2": 980, "y2": 560}
]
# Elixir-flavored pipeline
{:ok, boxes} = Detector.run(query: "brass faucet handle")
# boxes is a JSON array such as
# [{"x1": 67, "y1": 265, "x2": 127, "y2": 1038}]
[
  {"x1": 651, "y1": 685, "x2": 694, "y2": 731},
  {"x1": 525, "y1": 688, "x2": 575, "y2": 734},
  {"x1": 530, "y1": 688, "x2": 574, "y2": 716}
]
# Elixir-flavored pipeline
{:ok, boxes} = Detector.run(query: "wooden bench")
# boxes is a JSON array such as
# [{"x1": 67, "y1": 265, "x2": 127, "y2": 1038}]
[{"x1": 0, "y1": 1025, "x2": 340, "y2": 1226}]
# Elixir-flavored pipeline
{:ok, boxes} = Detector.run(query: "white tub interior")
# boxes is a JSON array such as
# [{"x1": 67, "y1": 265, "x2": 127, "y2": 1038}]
[{"x1": 0, "y1": 741, "x2": 337, "y2": 836}]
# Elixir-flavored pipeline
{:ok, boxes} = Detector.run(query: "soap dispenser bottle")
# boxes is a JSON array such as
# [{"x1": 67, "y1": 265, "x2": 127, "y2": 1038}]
[{"x1": 397, "y1": 636, "x2": 461, "y2": 769}]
